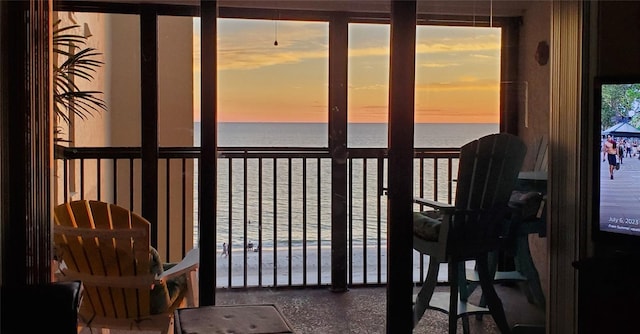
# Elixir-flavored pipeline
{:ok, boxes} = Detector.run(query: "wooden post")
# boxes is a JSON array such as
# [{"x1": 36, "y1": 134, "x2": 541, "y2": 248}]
[
  {"x1": 140, "y1": 8, "x2": 159, "y2": 247},
  {"x1": 199, "y1": 0, "x2": 218, "y2": 306},
  {"x1": 329, "y1": 13, "x2": 349, "y2": 293},
  {"x1": 386, "y1": 0, "x2": 416, "y2": 333}
]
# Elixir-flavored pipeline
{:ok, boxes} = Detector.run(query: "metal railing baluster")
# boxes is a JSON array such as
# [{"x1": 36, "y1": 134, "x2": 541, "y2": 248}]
[{"x1": 55, "y1": 145, "x2": 460, "y2": 289}]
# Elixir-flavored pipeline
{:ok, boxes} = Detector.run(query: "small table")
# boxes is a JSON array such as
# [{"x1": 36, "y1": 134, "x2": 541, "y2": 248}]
[
  {"x1": 510, "y1": 170, "x2": 547, "y2": 307},
  {"x1": 174, "y1": 304, "x2": 295, "y2": 334},
  {"x1": 518, "y1": 170, "x2": 547, "y2": 181},
  {"x1": 517, "y1": 171, "x2": 547, "y2": 194}
]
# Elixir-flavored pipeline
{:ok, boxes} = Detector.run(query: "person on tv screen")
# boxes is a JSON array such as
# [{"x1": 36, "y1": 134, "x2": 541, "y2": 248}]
[
  {"x1": 618, "y1": 139, "x2": 625, "y2": 165},
  {"x1": 603, "y1": 134, "x2": 618, "y2": 179}
]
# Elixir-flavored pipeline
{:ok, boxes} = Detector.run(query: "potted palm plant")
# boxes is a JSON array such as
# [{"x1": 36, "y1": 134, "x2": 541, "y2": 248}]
[{"x1": 53, "y1": 20, "x2": 106, "y2": 141}]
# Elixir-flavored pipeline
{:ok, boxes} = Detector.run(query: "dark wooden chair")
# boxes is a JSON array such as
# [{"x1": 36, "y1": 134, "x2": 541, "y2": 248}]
[
  {"x1": 467, "y1": 135, "x2": 548, "y2": 310},
  {"x1": 412, "y1": 133, "x2": 526, "y2": 334}
]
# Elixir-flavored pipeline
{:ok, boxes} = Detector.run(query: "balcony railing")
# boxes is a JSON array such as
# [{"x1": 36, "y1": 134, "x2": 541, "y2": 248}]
[{"x1": 54, "y1": 145, "x2": 461, "y2": 288}]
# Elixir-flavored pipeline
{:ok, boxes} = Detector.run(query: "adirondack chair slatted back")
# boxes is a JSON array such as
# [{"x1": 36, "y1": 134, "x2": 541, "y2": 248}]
[
  {"x1": 533, "y1": 135, "x2": 548, "y2": 172},
  {"x1": 54, "y1": 200, "x2": 154, "y2": 320},
  {"x1": 448, "y1": 133, "x2": 526, "y2": 259}
]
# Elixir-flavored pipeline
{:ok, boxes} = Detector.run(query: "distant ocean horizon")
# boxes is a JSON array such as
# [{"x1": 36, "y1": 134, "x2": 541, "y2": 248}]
[
  {"x1": 193, "y1": 122, "x2": 499, "y2": 249},
  {"x1": 195, "y1": 122, "x2": 499, "y2": 148}
]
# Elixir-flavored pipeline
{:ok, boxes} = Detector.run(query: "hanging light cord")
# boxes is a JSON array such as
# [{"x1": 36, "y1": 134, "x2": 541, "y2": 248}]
[
  {"x1": 274, "y1": 19, "x2": 279, "y2": 46},
  {"x1": 490, "y1": 0, "x2": 493, "y2": 27}
]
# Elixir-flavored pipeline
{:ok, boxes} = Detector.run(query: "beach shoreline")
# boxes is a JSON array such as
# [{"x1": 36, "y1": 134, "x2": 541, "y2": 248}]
[{"x1": 212, "y1": 245, "x2": 476, "y2": 287}]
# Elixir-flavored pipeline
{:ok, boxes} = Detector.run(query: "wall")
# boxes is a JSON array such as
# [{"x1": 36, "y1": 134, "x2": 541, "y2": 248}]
[
  {"x1": 53, "y1": 13, "x2": 195, "y2": 262},
  {"x1": 54, "y1": 12, "x2": 110, "y2": 202},
  {"x1": 109, "y1": 14, "x2": 196, "y2": 261},
  {"x1": 519, "y1": 2, "x2": 551, "y2": 170},
  {"x1": 597, "y1": 2, "x2": 640, "y2": 76},
  {"x1": 517, "y1": 0, "x2": 552, "y2": 307},
  {"x1": 157, "y1": 15, "x2": 196, "y2": 260}
]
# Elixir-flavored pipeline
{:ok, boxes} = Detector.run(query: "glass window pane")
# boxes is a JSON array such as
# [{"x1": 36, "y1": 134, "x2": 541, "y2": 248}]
[
  {"x1": 158, "y1": 15, "x2": 196, "y2": 148},
  {"x1": 415, "y1": 25, "x2": 500, "y2": 147},
  {"x1": 348, "y1": 23, "x2": 390, "y2": 148},
  {"x1": 194, "y1": 18, "x2": 329, "y2": 148},
  {"x1": 55, "y1": 12, "x2": 141, "y2": 147}
]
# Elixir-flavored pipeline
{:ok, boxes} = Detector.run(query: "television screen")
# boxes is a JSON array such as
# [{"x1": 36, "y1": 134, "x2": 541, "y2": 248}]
[{"x1": 595, "y1": 77, "x2": 640, "y2": 244}]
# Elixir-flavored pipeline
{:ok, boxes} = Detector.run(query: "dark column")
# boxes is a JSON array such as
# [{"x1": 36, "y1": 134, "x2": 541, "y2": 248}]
[
  {"x1": 500, "y1": 18, "x2": 521, "y2": 135},
  {"x1": 199, "y1": 0, "x2": 218, "y2": 306},
  {"x1": 386, "y1": 1, "x2": 416, "y2": 333},
  {"x1": 140, "y1": 9, "x2": 159, "y2": 247},
  {"x1": 1, "y1": 0, "x2": 53, "y2": 287},
  {"x1": 329, "y1": 14, "x2": 349, "y2": 293}
]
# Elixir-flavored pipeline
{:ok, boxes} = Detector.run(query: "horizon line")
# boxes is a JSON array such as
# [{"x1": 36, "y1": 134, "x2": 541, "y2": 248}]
[{"x1": 194, "y1": 121, "x2": 499, "y2": 124}]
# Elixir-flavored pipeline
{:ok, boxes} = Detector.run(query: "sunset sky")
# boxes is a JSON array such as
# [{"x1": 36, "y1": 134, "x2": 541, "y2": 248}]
[{"x1": 193, "y1": 18, "x2": 501, "y2": 124}]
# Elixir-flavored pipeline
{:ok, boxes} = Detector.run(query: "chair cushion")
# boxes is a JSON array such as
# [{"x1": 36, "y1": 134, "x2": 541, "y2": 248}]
[
  {"x1": 150, "y1": 247, "x2": 188, "y2": 314},
  {"x1": 413, "y1": 211, "x2": 442, "y2": 241}
]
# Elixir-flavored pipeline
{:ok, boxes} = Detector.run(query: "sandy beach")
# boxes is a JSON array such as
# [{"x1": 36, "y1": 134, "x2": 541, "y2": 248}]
[{"x1": 214, "y1": 245, "x2": 476, "y2": 287}]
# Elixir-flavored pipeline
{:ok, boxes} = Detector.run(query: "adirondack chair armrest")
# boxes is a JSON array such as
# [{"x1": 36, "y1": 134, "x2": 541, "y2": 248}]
[
  {"x1": 413, "y1": 196, "x2": 455, "y2": 213},
  {"x1": 412, "y1": 197, "x2": 454, "y2": 243},
  {"x1": 156, "y1": 248, "x2": 199, "y2": 283}
]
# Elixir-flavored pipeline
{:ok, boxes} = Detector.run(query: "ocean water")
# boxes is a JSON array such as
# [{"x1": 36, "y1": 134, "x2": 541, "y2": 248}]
[
  {"x1": 199, "y1": 122, "x2": 498, "y2": 148},
  {"x1": 194, "y1": 122, "x2": 498, "y2": 249}
]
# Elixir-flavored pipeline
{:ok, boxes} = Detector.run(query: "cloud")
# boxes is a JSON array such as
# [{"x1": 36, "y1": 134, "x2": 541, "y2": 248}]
[
  {"x1": 350, "y1": 84, "x2": 387, "y2": 91},
  {"x1": 416, "y1": 79, "x2": 498, "y2": 92},
  {"x1": 219, "y1": 49, "x2": 326, "y2": 70},
  {"x1": 414, "y1": 108, "x2": 499, "y2": 123},
  {"x1": 420, "y1": 62, "x2": 461, "y2": 68},
  {"x1": 216, "y1": 20, "x2": 328, "y2": 70},
  {"x1": 195, "y1": 18, "x2": 500, "y2": 73},
  {"x1": 349, "y1": 46, "x2": 390, "y2": 58},
  {"x1": 193, "y1": 19, "x2": 501, "y2": 123},
  {"x1": 416, "y1": 39, "x2": 499, "y2": 54},
  {"x1": 194, "y1": 19, "x2": 329, "y2": 71},
  {"x1": 348, "y1": 106, "x2": 389, "y2": 122},
  {"x1": 471, "y1": 54, "x2": 495, "y2": 59},
  {"x1": 349, "y1": 39, "x2": 499, "y2": 60}
]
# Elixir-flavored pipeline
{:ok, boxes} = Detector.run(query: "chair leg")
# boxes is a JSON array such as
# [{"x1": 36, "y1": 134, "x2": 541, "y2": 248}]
[
  {"x1": 476, "y1": 255, "x2": 511, "y2": 334},
  {"x1": 414, "y1": 258, "x2": 440, "y2": 327},
  {"x1": 448, "y1": 262, "x2": 459, "y2": 334},
  {"x1": 166, "y1": 316, "x2": 174, "y2": 334},
  {"x1": 475, "y1": 250, "x2": 499, "y2": 320},
  {"x1": 185, "y1": 269, "x2": 199, "y2": 307},
  {"x1": 461, "y1": 315, "x2": 470, "y2": 334},
  {"x1": 514, "y1": 235, "x2": 545, "y2": 307},
  {"x1": 458, "y1": 261, "x2": 471, "y2": 302},
  {"x1": 457, "y1": 261, "x2": 471, "y2": 334}
]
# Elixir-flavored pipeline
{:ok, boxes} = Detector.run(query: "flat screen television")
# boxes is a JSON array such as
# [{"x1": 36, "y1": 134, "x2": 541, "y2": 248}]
[{"x1": 593, "y1": 76, "x2": 640, "y2": 251}]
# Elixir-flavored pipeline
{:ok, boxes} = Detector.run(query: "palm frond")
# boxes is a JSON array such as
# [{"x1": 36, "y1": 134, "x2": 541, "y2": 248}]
[{"x1": 53, "y1": 20, "x2": 107, "y2": 130}]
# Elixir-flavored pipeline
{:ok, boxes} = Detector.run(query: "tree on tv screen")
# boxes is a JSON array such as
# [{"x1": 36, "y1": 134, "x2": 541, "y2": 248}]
[{"x1": 601, "y1": 83, "x2": 640, "y2": 129}]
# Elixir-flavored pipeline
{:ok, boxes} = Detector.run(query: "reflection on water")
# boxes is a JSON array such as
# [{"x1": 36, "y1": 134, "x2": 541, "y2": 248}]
[{"x1": 193, "y1": 122, "x2": 498, "y2": 249}]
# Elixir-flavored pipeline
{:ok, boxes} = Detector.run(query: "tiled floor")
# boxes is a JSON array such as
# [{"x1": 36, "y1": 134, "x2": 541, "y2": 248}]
[
  {"x1": 215, "y1": 282, "x2": 545, "y2": 333},
  {"x1": 77, "y1": 281, "x2": 544, "y2": 333}
]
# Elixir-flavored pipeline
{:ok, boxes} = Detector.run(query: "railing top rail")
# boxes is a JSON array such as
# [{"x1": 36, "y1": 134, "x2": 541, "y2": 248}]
[
  {"x1": 55, "y1": 145, "x2": 462, "y2": 160},
  {"x1": 55, "y1": 145, "x2": 142, "y2": 159}
]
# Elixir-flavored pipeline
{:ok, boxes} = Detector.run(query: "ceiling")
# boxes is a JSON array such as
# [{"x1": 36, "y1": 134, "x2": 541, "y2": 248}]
[{"x1": 83, "y1": 0, "x2": 537, "y2": 17}]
